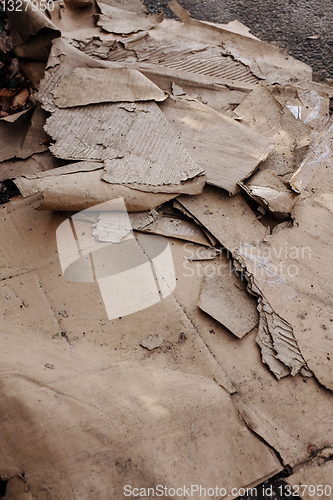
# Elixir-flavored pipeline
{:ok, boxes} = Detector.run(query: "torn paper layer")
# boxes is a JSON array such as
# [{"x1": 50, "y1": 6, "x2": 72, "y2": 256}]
[
  {"x1": 130, "y1": 212, "x2": 212, "y2": 246},
  {"x1": 103, "y1": 33, "x2": 258, "y2": 85},
  {"x1": 289, "y1": 120, "x2": 333, "y2": 193},
  {"x1": 0, "y1": 104, "x2": 49, "y2": 163},
  {"x1": 52, "y1": 67, "x2": 167, "y2": 107},
  {"x1": 37, "y1": 38, "x2": 117, "y2": 113},
  {"x1": 44, "y1": 101, "x2": 205, "y2": 188},
  {"x1": 7, "y1": 1, "x2": 60, "y2": 47},
  {"x1": 1, "y1": 152, "x2": 59, "y2": 181}
]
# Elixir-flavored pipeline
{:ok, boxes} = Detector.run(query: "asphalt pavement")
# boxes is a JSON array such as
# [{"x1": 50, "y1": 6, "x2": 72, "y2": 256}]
[{"x1": 143, "y1": 0, "x2": 333, "y2": 81}]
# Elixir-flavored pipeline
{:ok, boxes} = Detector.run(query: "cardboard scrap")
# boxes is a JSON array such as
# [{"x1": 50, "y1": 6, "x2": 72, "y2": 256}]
[
  {"x1": 37, "y1": 38, "x2": 116, "y2": 113},
  {"x1": 272, "y1": 84, "x2": 330, "y2": 138},
  {"x1": 108, "y1": 33, "x2": 259, "y2": 86},
  {"x1": 0, "y1": 151, "x2": 59, "y2": 181},
  {"x1": 130, "y1": 211, "x2": 212, "y2": 246},
  {"x1": 13, "y1": 163, "x2": 178, "y2": 212},
  {"x1": 289, "y1": 119, "x2": 333, "y2": 193},
  {"x1": 44, "y1": 100, "x2": 205, "y2": 191},
  {"x1": 52, "y1": 67, "x2": 167, "y2": 107},
  {"x1": 177, "y1": 185, "x2": 269, "y2": 253},
  {"x1": 140, "y1": 333, "x2": 163, "y2": 350},
  {"x1": 198, "y1": 268, "x2": 259, "y2": 338},
  {"x1": 159, "y1": 96, "x2": 273, "y2": 194},
  {"x1": 96, "y1": 2, "x2": 164, "y2": 34},
  {"x1": 234, "y1": 187, "x2": 333, "y2": 390},
  {"x1": 0, "y1": 104, "x2": 49, "y2": 163},
  {"x1": 7, "y1": 1, "x2": 60, "y2": 48},
  {"x1": 234, "y1": 85, "x2": 312, "y2": 179},
  {"x1": 241, "y1": 169, "x2": 299, "y2": 217},
  {"x1": 92, "y1": 210, "x2": 132, "y2": 243}
]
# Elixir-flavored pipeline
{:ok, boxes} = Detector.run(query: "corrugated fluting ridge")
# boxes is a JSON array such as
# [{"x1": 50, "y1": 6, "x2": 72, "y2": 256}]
[
  {"x1": 76, "y1": 36, "x2": 258, "y2": 84},
  {"x1": 44, "y1": 101, "x2": 204, "y2": 186}
]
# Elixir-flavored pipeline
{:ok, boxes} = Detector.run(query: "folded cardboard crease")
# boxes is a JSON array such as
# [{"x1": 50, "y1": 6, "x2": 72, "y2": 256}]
[{"x1": 1, "y1": 0, "x2": 333, "y2": 497}]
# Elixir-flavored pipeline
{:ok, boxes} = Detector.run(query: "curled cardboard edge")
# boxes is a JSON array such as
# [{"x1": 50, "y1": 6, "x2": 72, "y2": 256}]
[
  {"x1": 239, "y1": 170, "x2": 299, "y2": 217},
  {"x1": 51, "y1": 67, "x2": 168, "y2": 107},
  {"x1": 13, "y1": 163, "x2": 183, "y2": 212}
]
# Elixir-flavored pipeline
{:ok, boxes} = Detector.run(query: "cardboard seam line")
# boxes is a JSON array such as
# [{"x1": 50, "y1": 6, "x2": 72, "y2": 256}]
[
  {"x1": 171, "y1": 292, "x2": 236, "y2": 396},
  {"x1": 230, "y1": 395, "x2": 287, "y2": 470}
]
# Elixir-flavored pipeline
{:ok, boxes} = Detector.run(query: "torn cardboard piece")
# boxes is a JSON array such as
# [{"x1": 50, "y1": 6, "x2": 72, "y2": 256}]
[
  {"x1": 46, "y1": 1, "x2": 99, "y2": 35},
  {"x1": 234, "y1": 85, "x2": 312, "y2": 179},
  {"x1": 37, "y1": 38, "x2": 118, "y2": 113},
  {"x1": 92, "y1": 210, "x2": 132, "y2": 243},
  {"x1": 272, "y1": 84, "x2": 330, "y2": 137},
  {"x1": 240, "y1": 169, "x2": 299, "y2": 217},
  {"x1": 159, "y1": 96, "x2": 273, "y2": 194},
  {"x1": 77, "y1": 28, "x2": 259, "y2": 100},
  {"x1": 52, "y1": 67, "x2": 167, "y2": 107},
  {"x1": 7, "y1": 2, "x2": 60, "y2": 48},
  {"x1": 44, "y1": 100, "x2": 205, "y2": 191},
  {"x1": 198, "y1": 267, "x2": 259, "y2": 338},
  {"x1": 13, "y1": 163, "x2": 178, "y2": 212},
  {"x1": 234, "y1": 245, "x2": 311, "y2": 379},
  {"x1": 176, "y1": 185, "x2": 268, "y2": 253},
  {"x1": 108, "y1": 33, "x2": 258, "y2": 85},
  {"x1": 140, "y1": 333, "x2": 163, "y2": 350},
  {"x1": 96, "y1": 2, "x2": 164, "y2": 34},
  {"x1": 167, "y1": 0, "x2": 312, "y2": 84}
]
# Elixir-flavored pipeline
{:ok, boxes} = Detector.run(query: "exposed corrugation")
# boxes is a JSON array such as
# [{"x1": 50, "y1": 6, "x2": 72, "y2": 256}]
[
  {"x1": 74, "y1": 36, "x2": 258, "y2": 84},
  {"x1": 234, "y1": 247, "x2": 313, "y2": 379},
  {"x1": 44, "y1": 101, "x2": 204, "y2": 186}
]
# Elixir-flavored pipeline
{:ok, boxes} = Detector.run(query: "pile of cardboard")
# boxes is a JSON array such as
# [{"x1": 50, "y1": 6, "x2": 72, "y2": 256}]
[{"x1": 1, "y1": 0, "x2": 333, "y2": 498}]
